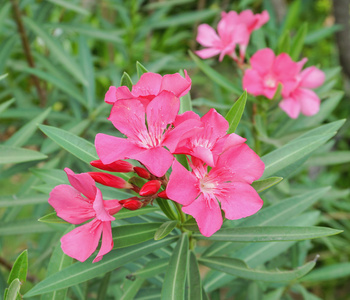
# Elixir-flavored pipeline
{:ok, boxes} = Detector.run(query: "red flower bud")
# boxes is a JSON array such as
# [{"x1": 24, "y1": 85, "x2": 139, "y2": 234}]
[
  {"x1": 134, "y1": 167, "x2": 151, "y2": 179},
  {"x1": 90, "y1": 159, "x2": 133, "y2": 173},
  {"x1": 88, "y1": 172, "x2": 133, "y2": 189},
  {"x1": 158, "y1": 190, "x2": 168, "y2": 199},
  {"x1": 139, "y1": 180, "x2": 161, "y2": 196},
  {"x1": 119, "y1": 197, "x2": 143, "y2": 210}
]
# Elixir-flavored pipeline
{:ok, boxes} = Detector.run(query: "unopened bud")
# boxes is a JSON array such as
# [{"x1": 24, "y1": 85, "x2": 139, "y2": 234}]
[
  {"x1": 90, "y1": 159, "x2": 133, "y2": 173},
  {"x1": 139, "y1": 180, "x2": 161, "y2": 196},
  {"x1": 119, "y1": 197, "x2": 143, "y2": 210},
  {"x1": 157, "y1": 190, "x2": 168, "y2": 199},
  {"x1": 88, "y1": 172, "x2": 133, "y2": 189},
  {"x1": 134, "y1": 167, "x2": 151, "y2": 179}
]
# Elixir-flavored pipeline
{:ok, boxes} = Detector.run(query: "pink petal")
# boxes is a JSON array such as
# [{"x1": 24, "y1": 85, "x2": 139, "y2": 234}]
[
  {"x1": 64, "y1": 168, "x2": 97, "y2": 200},
  {"x1": 173, "y1": 111, "x2": 200, "y2": 127},
  {"x1": 196, "y1": 24, "x2": 220, "y2": 47},
  {"x1": 218, "y1": 12, "x2": 238, "y2": 41},
  {"x1": 182, "y1": 194, "x2": 222, "y2": 237},
  {"x1": 273, "y1": 53, "x2": 299, "y2": 81},
  {"x1": 222, "y1": 133, "x2": 247, "y2": 152},
  {"x1": 216, "y1": 144, "x2": 265, "y2": 184},
  {"x1": 300, "y1": 67, "x2": 325, "y2": 89},
  {"x1": 49, "y1": 184, "x2": 95, "y2": 224},
  {"x1": 61, "y1": 219, "x2": 103, "y2": 262},
  {"x1": 95, "y1": 133, "x2": 142, "y2": 165},
  {"x1": 232, "y1": 24, "x2": 250, "y2": 46},
  {"x1": 131, "y1": 73, "x2": 162, "y2": 98},
  {"x1": 115, "y1": 86, "x2": 134, "y2": 101},
  {"x1": 191, "y1": 146, "x2": 215, "y2": 167},
  {"x1": 297, "y1": 88, "x2": 321, "y2": 116},
  {"x1": 250, "y1": 48, "x2": 275, "y2": 75},
  {"x1": 279, "y1": 96, "x2": 301, "y2": 119},
  {"x1": 218, "y1": 182, "x2": 263, "y2": 220},
  {"x1": 195, "y1": 48, "x2": 222, "y2": 59},
  {"x1": 93, "y1": 221, "x2": 113, "y2": 263},
  {"x1": 160, "y1": 70, "x2": 192, "y2": 98},
  {"x1": 93, "y1": 188, "x2": 115, "y2": 222},
  {"x1": 167, "y1": 160, "x2": 199, "y2": 206},
  {"x1": 130, "y1": 147, "x2": 174, "y2": 177},
  {"x1": 243, "y1": 69, "x2": 264, "y2": 96},
  {"x1": 104, "y1": 200, "x2": 123, "y2": 216},
  {"x1": 201, "y1": 108, "x2": 228, "y2": 137},
  {"x1": 263, "y1": 87, "x2": 278, "y2": 99},
  {"x1": 108, "y1": 100, "x2": 147, "y2": 140},
  {"x1": 146, "y1": 91, "x2": 180, "y2": 138},
  {"x1": 104, "y1": 86, "x2": 117, "y2": 104}
]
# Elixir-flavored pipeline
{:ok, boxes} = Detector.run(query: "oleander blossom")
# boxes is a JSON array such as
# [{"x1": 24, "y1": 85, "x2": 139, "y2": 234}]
[
  {"x1": 279, "y1": 58, "x2": 325, "y2": 118},
  {"x1": 95, "y1": 91, "x2": 201, "y2": 177},
  {"x1": 48, "y1": 168, "x2": 121, "y2": 263},
  {"x1": 167, "y1": 144, "x2": 265, "y2": 237},
  {"x1": 243, "y1": 48, "x2": 300, "y2": 99},
  {"x1": 104, "y1": 71, "x2": 191, "y2": 107},
  {"x1": 196, "y1": 9, "x2": 269, "y2": 62}
]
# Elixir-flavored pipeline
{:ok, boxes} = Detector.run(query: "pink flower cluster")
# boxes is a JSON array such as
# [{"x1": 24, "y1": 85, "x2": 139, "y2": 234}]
[
  {"x1": 196, "y1": 10, "x2": 269, "y2": 63},
  {"x1": 243, "y1": 48, "x2": 325, "y2": 118},
  {"x1": 48, "y1": 71, "x2": 265, "y2": 262}
]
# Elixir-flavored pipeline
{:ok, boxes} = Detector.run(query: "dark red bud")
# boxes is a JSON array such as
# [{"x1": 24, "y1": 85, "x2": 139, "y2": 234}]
[
  {"x1": 119, "y1": 197, "x2": 143, "y2": 210},
  {"x1": 139, "y1": 180, "x2": 161, "y2": 196},
  {"x1": 134, "y1": 167, "x2": 151, "y2": 179},
  {"x1": 90, "y1": 159, "x2": 133, "y2": 173},
  {"x1": 88, "y1": 172, "x2": 132, "y2": 189},
  {"x1": 157, "y1": 190, "x2": 168, "y2": 199}
]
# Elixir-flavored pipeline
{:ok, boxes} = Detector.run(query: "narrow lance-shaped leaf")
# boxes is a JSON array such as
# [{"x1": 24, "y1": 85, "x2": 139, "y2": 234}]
[
  {"x1": 136, "y1": 61, "x2": 149, "y2": 78},
  {"x1": 179, "y1": 69, "x2": 192, "y2": 114},
  {"x1": 38, "y1": 212, "x2": 69, "y2": 224},
  {"x1": 8, "y1": 250, "x2": 28, "y2": 284},
  {"x1": 290, "y1": 23, "x2": 308, "y2": 60},
  {"x1": 0, "y1": 146, "x2": 47, "y2": 164},
  {"x1": 131, "y1": 258, "x2": 169, "y2": 279},
  {"x1": 114, "y1": 207, "x2": 159, "y2": 220},
  {"x1": 120, "y1": 277, "x2": 144, "y2": 300},
  {"x1": 161, "y1": 233, "x2": 189, "y2": 300},
  {"x1": 120, "y1": 72, "x2": 133, "y2": 90},
  {"x1": 188, "y1": 251, "x2": 202, "y2": 300},
  {"x1": 199, "y1": 256, "x2": 317, "y2": 282},
  {"x1": 4, "y1": 278, "x2": 21, "y2": 300},
  {"x1": 154, "y1": 220, "x2": 178, "y2": 241},
  {"x1": 0, "y1": 98, "x2": 14, "y2": 114},
  {"x1": 251, "y1": 177, "x2": 283, "y2": 193},
  {"x1": 225, "y1": 91, "x2": 247, "y2": 134}
]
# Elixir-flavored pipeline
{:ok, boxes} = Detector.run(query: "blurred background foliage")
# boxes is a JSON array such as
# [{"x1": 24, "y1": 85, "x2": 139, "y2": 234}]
[{"x1": 0, "y1": 0, "x2": 349, "y2": 299}]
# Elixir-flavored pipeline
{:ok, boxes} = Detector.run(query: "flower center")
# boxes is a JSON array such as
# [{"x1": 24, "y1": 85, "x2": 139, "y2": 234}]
[
  {"x1": 199, "y1": 176, "x2": 217, "y2": 194},
  {"x1": 263, "y1": 74, "x2": 277, "y2": 88}
]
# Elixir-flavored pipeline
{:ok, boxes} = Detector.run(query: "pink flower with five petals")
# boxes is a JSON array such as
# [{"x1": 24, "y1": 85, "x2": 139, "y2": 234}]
[
  {"x1": 167, "y1": 145, "x2": 265, "y2": 237},
  {"x1": 48, "y1": 168, "x2": 121, "y2": 263},
  {"x1": 104, "y1": 71, "x2": 191, "y2": 107}
]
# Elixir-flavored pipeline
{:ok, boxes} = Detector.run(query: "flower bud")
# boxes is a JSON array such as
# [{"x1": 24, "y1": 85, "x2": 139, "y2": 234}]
[
  {"x1": 139, "y1": 180, "x2": 161, "y2": 196},
  {"x1": 90, "y1": 159, "x2": 133, "y2": 173},
  {"x1": 134, "y1": 167, "x2": 151, "y2": 179},
  {"x1": 119, "y1": 197, "x2": 143, "y2": 210},
  {"x1": 88, "y1": 172, "x2": 133, "y2": 189},
  {"x1": 157, "y1": 190, "x2": 168, "y2": 199}
]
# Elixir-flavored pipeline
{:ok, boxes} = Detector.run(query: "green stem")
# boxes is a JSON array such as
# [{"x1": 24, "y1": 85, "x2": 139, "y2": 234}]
[{"x1": 174, "y1": 202, "x2": 186, "y2": 224}]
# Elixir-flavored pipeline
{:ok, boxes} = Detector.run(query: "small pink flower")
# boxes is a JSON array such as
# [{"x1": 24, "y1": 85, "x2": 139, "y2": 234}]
[
  {"x1": 279, "y1": 59, "x2": 325, "y2": 119},
  {"x1": 48, "y1": 168, "x2": 121, "y2": 263},
  {"x1": 104, "y1": 71, "x2": 191, "y2": 106},
  {"x1": 243, "y1": 48, "x2": 300, "y2": 99},
  {"x1": 173, "y1": 109, "x2": 247, "y2": 167},
  {"x1": 167, "y1": 146, "x2": 264, "y2": 237},
  {"x1": 95, "y1": 91, "x2": 201, "y2": 177}
]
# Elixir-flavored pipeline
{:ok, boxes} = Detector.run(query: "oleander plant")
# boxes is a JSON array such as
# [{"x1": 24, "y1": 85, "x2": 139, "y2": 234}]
[{"x1": 1, "y1": 1, "x2": 350, "y2": 299}]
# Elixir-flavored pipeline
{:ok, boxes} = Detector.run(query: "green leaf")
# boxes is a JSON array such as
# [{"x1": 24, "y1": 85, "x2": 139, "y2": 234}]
[
  {"x1": 47, "y1": 0, "x2": 90, "y2": 15},
  {"x1": 39, "y1": 124, "x2": 98, "y2": 164},
  {"x1": 189, "y1": 51, "x2": 242, "y2": 95},
  {"x1": 120, "y1": 72, "x2": 133, "y2": 90},
  {"x1": 0, "y1": 195, "x2": 48, "y2": 208},
  {"x1": 8, "y1": 250, "x2": 28, "y2": 284},
  {"x1": 96, "y1": 273, "x2": 111, "y2": 300},
  {"x1": 194, "y1": 226, "x2": 342, "y2": 242},
  {"x1": 156, "y1": 199, "x2": 178, "y2": 220},
  {"x1": 0, "y1": 219, "x2": 53, "y2": 236},
  {"x1": 306, "y1": 151, "x2": 350, "y2": 166},
  {"x1": 120, "y1": 278, "x2": 144, "y2": 300},
  {"x1": 0, "y1": 73, "x2": 8, "y2": 81},
  {"x1": 277, "y1": 30, "x2": 291, "y2": 54},
  {"x1": 5, "y1": 108, "x2": 51, "y2": 147},
  {"x1": 179, "y1": 69, "x2": 192, "y2": 114},
  {"x1": 23, "y1": 17, "x2": 87, "y2": 85},
  {"x1": 290, "y1": 23, "x2": 308, "y2": 60},
  {"x1": 0, "y1": 98, "x2": 14, "y2": 114},
  {"x1": 132, "y1": 258, "x2": 169, "y2": 279},
  {"x1": 251, "y1": 177, "x2": 283, "y2": 193},
  {"x1": 136, "y1": 62, "x2": 149, "y2": 78},
  {"x1": 199, "y1": 256, "x2": 316, "y2": 282},
  {"x1": 41, "y1": 226, "x2": 74, "y2": 300},
  {"x1": 112, "y1": 223, "x2": 162, "y2": 249},
  {"x1": 161, "y1": 233, "x2": 189, "y2": 300},
  {"x1": 4, "y1": 278, "x2": 21, "y2": 300},
  {"x1": 24, "y1": 237, "x2": 178, "y2": 297},
  {"x1": 188, "y1": 251, "x2": 202, "y2": 300},
  {"x1": 300, "y1": 262, "x2": 350, "y2": 282},
  {"x1": 225, "y1": 91, "x2": 247, "y2": 134},
  {"x1": 182, "y1": 217, "x2": 199, "y2": 232},
  {"x1": 114, "y1": 207, "x2": 160, "y2": 220},
  {"x1": 305, "y1": 24, "x2": 342, "y2": 44},
  {"x1": 154, "y1": 220, "x2": 178, "y2": 240},
  {"x1": 38, "y1": 212, "x2": 69, "y2": 224},
  {"x1": 0, "y1": 146, "x2": 47, "y2": 164}
]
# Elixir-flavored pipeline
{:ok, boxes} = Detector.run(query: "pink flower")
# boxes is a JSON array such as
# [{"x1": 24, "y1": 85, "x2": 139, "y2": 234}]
[
  {"x1": 95, "y1": 91, "x2": 200, "y2": 177},
  {"x1": 279, "y1": 59, "x2": 325, "y2": 119},
  {"x1": 48, "y1": 168, "x2": 121, "y2": 263},
  {"x1": 173, "y1": 109, "x2": 246, "y2": 167},
  {"x1": 167, "y1": 145, "x2": 264, "y2": 237},
  {"x1": 196, "y1": 10, "x2": 269, "y2": 62},
  {"x1": 104, "y1": 71, "x2": 191, "y2": 106},
  {"x1": 243, "y1": 48, "x2": 300, "y2": 99}
]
